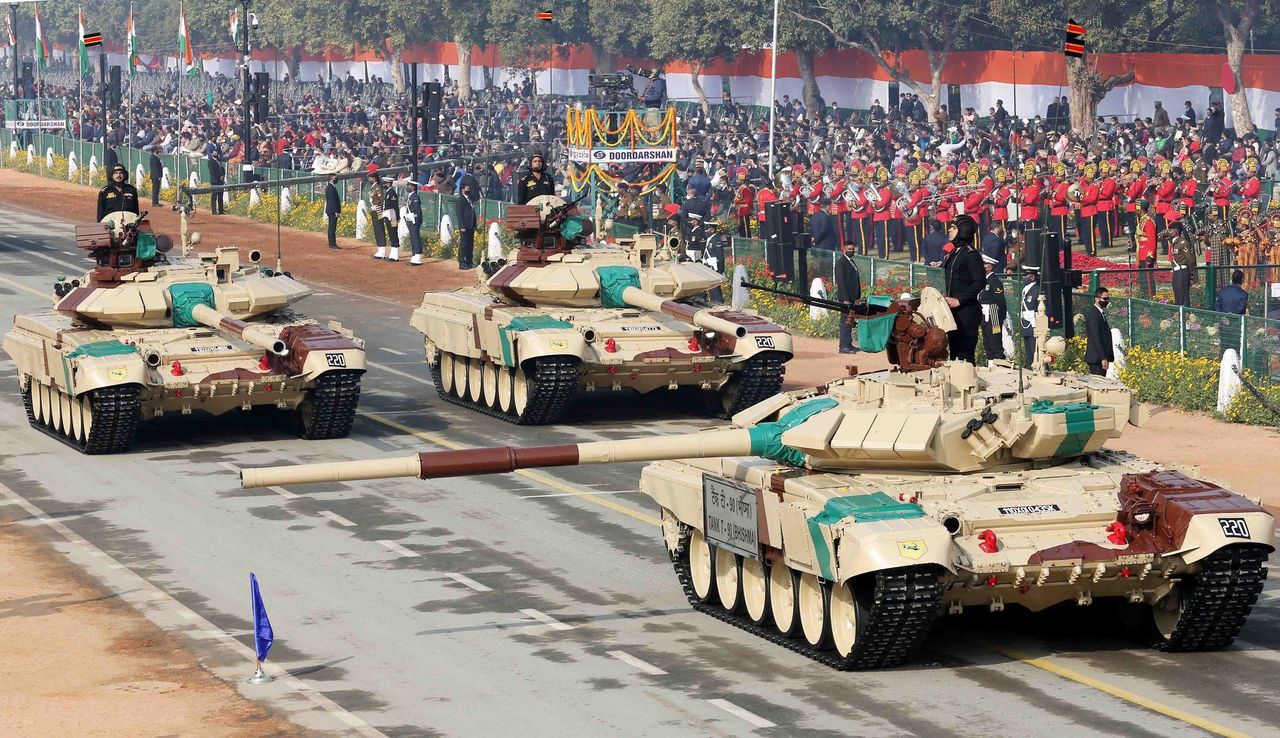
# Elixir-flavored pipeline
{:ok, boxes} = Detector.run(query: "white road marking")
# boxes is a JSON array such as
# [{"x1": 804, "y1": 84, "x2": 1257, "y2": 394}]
[
  {"x1": 0, "y1": 481, "x2": 386, "y2": 737},
  {"x1": 520, "y1": 608, "x2": 574, "y2": 631},
  {"x1": 367, "y1": 360, "x2": 428, "y2": 385},
  {"x1": 377, "y1": 540, "x2": 417, "y2": 558},
  {"x1": 379, "y1": 347, "x2": 408, "y2": 356},
  {"x1": 707, "y1": 698, "x2": 776, "y2": 729},
  {"x1": 607, "y1": 650, "x2": 667, "y2": 675},
  {"x1": 518, "y1": 489, "x2": 640, "y2": 500},
  {"x1": 0, "y1": 243, "x2": 83, "y2": 272},
  {"x1": 317, "y1": 510, "x2": 356, "y2": 528},
  {"x1": 444, "y1": 572, "x2": 491, "y2": 592}
]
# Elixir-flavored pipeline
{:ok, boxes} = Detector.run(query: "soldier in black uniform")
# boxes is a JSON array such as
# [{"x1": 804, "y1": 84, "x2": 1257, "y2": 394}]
[
  {"x1": 515, "y1": 150, "x2": 556, "y2": 204},
  {"x1": 324, "y1": 174, "x2": 341, "y2": 249},
  {"x1": 1019, "y1": 265, "x2": 1041, "y2": 365},
  {"x1": 835, "y1": 240, "x2": 862, "y2": 354},
  {"x1": 208, "y1": 150, "x2": 226, "y2": 215},
  {"x1": 943, "y1": 215, "x2": 986, "y2": 364},
  {"x1": 978, "y1": 253, "x2": 1007, "y2": 361},
  {"x1": 97, "y1": 164, "x2": 140, "y2": 221},
  {"x1": 148, "y1": 151, "x2": 163, "y2": 206},
  {"x1": 456, "y1": 180, "x2": 478, "y2": 270}
]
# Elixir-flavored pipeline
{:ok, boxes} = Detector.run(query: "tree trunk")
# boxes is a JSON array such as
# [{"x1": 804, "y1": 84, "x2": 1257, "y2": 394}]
[
  {"x1": 593, "y1": 45, "x2": 616, "y2": 75},
  {"x1": 688, "y1": 61, "x2": 709, "y2": 115},
  {"x1": 796, "y1": 48, "x2": 821, "y2": 117},
  {"x1": 455, "y1": 34, "x2": 473, "y2": 101},
  {"x1": 288, "y1": 48, "x2": 302, "y2": 82},
  {"x1": 385, "y1": 42, "x2": 405, "y2": 94},
  {"x1": 1223, "y1": 29, "x2": 1254, "y2": 134},
  {"x1": 1065, "y1": 58, "x2": 1134, "y2": 138}
]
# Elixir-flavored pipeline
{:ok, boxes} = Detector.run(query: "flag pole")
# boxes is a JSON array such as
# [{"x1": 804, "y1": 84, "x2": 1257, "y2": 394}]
[{"x1": 248, "y1": 659, "x2": 272, "y2": 684}]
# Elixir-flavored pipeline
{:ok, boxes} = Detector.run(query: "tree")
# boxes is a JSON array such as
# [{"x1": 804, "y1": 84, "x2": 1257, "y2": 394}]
[
  {"x1": 777, "y1": 0, "x2": 832, "y2": 117},
  {"x1": 1213, "y1": 0, "x2": 1265, "y2": 135},
  {"x1": 792, "y1": 0, "x2": 977, "y2": 120},
  {"x1": 586, "y1": 0, "x2": 651, "y2": 75},
  {"x1": 442, "y1": 0, "x2": 490, "y2": 100},
  {"x1": 487, "y1": 0, "x2": 590, "y2": 92},
  {"x1": 649, "y1": 0, "x2": 767, "y2": 114}
]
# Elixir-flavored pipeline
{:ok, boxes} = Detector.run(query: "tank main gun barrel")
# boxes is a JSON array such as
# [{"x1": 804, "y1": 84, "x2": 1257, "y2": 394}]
[
  {"x1": 619, "y1": 287, "x2": 746, "y2": 338},
  {"x1": 241, "y1": 428, "x2": 755, "y2": 488},
  {"x1": 190, "y1": 304, "x2": 288, "y2": 356}
]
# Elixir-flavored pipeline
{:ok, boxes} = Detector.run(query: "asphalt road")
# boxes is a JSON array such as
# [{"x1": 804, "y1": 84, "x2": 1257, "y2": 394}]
[{"x1": 2, "y1": 204, "x2": 1280, "y2": 738}]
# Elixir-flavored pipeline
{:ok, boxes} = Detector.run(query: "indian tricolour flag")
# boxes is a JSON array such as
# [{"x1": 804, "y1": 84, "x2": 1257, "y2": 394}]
[
  {"x1": 78, "y1": 8, "x2": 89, "y2": 74},
  {"x1": 127, "y1": 4, "x2": 139, "y2": 75},
  {"x1": 230, "y1": 9, "x2": 239, "y2": 44},
  {"x1": 33, "y1": 6, "x2": 49, "y2": 70},
  {"x1": 178, "y1": 6, "x2": 195, "y2": 75}
]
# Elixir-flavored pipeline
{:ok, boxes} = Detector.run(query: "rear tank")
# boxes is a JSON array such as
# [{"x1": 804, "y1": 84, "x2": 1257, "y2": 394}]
[
  {"x1": 3, "y1": 212, "x2": 367, "y2": 453},
  {"x1": 412, "y1": 196, "x2": 793, "y2": 424},
  {"x1": 241, "y1": 327, "x2": 1273, "y2": 668}
]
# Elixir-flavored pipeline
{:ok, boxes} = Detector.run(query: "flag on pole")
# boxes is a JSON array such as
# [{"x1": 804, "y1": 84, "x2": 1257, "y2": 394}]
[
  {"x1": 34, "y1": 6, "x2": 49, "y2": 71},
  {"x1": 127, "y1": 5, "x2": 139, "y2": 76},
  {"x1": 78, "y1": 8, "x2": 90, "y2": 74},
  {"x1": 230, "y1": 9, "x2": 239, "y2": 45},
  {"x1": 5, "y1": 14, "x2": 14, "y2": 49},
  {"x1": 179, "y1": 6, "x2": 196, "y2": 75},
  {"x1": 249, "y1": 573, "x2": 274, "y2": 663}
]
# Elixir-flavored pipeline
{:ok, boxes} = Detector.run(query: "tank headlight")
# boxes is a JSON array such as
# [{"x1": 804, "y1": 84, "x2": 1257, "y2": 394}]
[{"x1": 1133, "y1": 512, "x2": 1151, "y2": 524}]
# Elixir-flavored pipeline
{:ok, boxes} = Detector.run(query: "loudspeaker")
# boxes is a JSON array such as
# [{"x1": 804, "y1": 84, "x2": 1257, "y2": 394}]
[
  {"x1": 1022, "y1": 227, "x2": 1042, "y2": 270},
  {"x1": 21, "y1": 62, "x2": 32, "y2": 81},
  {"x1": 1040, "y1": 231, "x2": 1067, "y2": 333},
  {"x1": 253, "y1": 72, "x2": 270, "y2": 123},
  {"x1": 764, "y1": 200, "x2": 793, "y2": 277},
  {"x1": 947, "y1": 84, "x2": 962, "y2": 121},
  {"x1": 422, "y1": 82, "x2": 443, "y2": 144},
  {"x1": 107, "y1": 66, "x2": 122, "y2": 110},
  {"x1": 887, "y1": 82, "x2": 900, "y2": 114}
]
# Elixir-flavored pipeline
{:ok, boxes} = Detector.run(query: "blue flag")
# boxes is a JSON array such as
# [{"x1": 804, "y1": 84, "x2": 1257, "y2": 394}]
[{"x1": 250, "y1": 573, "x2": 274, "y2": 662}]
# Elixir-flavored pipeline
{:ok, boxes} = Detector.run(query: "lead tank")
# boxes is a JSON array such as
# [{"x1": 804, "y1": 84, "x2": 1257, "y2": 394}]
[
  {"x1": 3, "y1": 212, "x2": 367, "y2": 453},
  {"x1": 241, "y1": 317, "x2": 1272, "y2": 669},
  {"x1": 412, "y1": 196, "x2": 793, "y2": 424}
]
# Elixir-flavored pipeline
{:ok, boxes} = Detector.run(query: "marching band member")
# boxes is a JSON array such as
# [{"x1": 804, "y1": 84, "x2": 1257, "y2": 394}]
[
  {"x1": 901, "y1": 167, "x2": 928, "y2": 261},
  {"x1": 732, "y1": 167, "x2": 755, "y2": 237},
  {"x1": 1240, "y1": 157, "x2": 1262, "y2": 208},
  {"x1": 990, "y1": 167, "x2": 1012, "y2": 237},
  {"x1": 1018, "y1": 163, "x2": 1042, "y2": 235},
  {"x1": 1048, "y1": 162, "x2": 1071, "y2": 245},
  {"x1": 1078, "y1": 163, "x2": 1099, "y2": 256},
  {"x1": 1121, "y1": 159, "x2": 1146, "y2": 247},
  {"x1": 1096, "y1": 160, "x2": 1117, "y2": 252},
  {"x1": 1152, "y1": 159, "x2": 1176, "y2": 233},
  {"x1": 871, "y1": 166, "x2": 894, "y2": 259}
]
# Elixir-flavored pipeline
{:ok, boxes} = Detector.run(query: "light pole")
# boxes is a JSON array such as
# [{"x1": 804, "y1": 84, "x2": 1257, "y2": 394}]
[
  {"x1": 240, "y1": 0, "x2": 252, "y2": 173},
  {"x1": 766, "y1": 0, "x2": 779, "y2": 181}
]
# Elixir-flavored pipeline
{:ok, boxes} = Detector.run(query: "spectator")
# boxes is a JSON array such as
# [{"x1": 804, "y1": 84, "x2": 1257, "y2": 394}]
[
  {"x1": 1214, "y1": 270, "x2": 1249, "y2": 315},
  {"x1": 809, "y1": 198, "x2": 839, "y2": 251},
  {"x1": 1183, "y1": 100, "x2": 1197, "y2": 126}
]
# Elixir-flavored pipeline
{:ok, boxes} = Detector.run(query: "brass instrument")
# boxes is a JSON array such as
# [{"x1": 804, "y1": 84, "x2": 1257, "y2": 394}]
[
  {"x1": 864, "y1": 183, "x2": 883, "y2": 205},
  {"x1": 1067, "y1": 182, "x2": 1083, "y2": 202},
  {"x1": 842, "y1": 182, "x2": 860, "y2": 204}
]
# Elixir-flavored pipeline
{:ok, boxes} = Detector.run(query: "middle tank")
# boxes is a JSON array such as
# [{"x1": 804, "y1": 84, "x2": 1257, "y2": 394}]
[{"x1": 411, "y1": 196, "x2": 794, "y2": 424}]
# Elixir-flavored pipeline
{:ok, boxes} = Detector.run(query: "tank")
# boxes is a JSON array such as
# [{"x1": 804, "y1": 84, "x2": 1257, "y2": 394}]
[
  {"x1": 3, "y1": 212, "x2": 367, "y2": 453},
  {"x1": 240, "y1": 315, "x2": 1273, "y2": 668},
  {"x1": 411, "y1": 196, "x2": 793, "y2": 424}
]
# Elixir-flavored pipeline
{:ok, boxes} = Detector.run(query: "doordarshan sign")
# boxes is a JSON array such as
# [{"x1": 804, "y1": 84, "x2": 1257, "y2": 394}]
[{"x1": 568, "y1": 146, "x2": 677, "y2": 164}]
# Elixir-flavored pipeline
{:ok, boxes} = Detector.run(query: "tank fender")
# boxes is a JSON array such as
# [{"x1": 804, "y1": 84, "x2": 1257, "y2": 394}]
[
  {"x1": 277, "y1": 324, "x2": 368, "y2": 382},
  {"x1": 295, "y1": 346, "x2": 368, "y2": 382},
  {"x1": 64, "y1": 352, "x2": 147, "y2": 395},
  {"x1": 733, "y1": 330, "x2": 795, "y2": 361},
  {"x1": 832, "y1": 519, "x2": 956, "y2": 580},
  {"x1": 1170, "y1": 512, "x2": 1276, "y2": 565},
  {"x1": 500, "y1": 320, "x2": 587, "y2": 366}
]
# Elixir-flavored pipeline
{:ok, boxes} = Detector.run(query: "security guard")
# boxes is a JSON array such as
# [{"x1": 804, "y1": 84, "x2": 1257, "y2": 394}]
[
  {"x1": 978, "y1": 253, "x2": 1007, "y2": 361},
  {"x1": 1166, "y1": 221, "x2": 1196, "y2": 306},
  {"x1": 97, "y1": 164, "x2": 140, "y2": 221}
]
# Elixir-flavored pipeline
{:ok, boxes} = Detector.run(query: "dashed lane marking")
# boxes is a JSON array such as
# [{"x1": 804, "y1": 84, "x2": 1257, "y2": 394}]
[
  {"x1": 607, "y1": 650, "x2": 667, "y2": 675},
  {"x1": 996, "y1": 647, "x2": 1250, "y2": 738},
  {"x1": 378, "y1": 347, "x2": 408, "y2": 356},
  {"x1": 444, "y1": 572, "x2": 491, "y2": 592},
  {"x1": 518, "y1": 489, "x2": 640, "y2": 500},
  {"x1": 317, "y1": 510, "x2": 356, "y2": 528},
  {"x1": 356, "y1": 410, "x2": 662, "y2": 527},
  {"x1": 519, "y1": 608, "x2": 574, "y2": 631},
  {"x1": 377, "y1": 540, "x2": 418, "y2": 558},
  {"x1": 0, "y1": 274, "x2": 52, "y2": 299},
  {"x1": 706, "y1": 699, "x2": 776, "y2": 729},
  {"x1": 0, "y1": 480, "x2": 387, "y2": 737}
]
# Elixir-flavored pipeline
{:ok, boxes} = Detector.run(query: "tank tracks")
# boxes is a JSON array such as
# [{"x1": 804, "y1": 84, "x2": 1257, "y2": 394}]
[
  {"x1": 21, "y1": 378, "x2": 140, "y2": 454},
  {"x1": 296, "y1": 371, "x2": 362, "y2": 440},
  {"x1": 431, "y1": 352, "x2": 580, "y2": 425},
  {"x1": 1147, "y1": 544, "x2": 1268, "y2": 652},
  {"x1": 717, "y1": 353, "x2": 787, "y2": 418},
  {"x1": 670, "y1": 522, "x2": 942, "y2": 670}
]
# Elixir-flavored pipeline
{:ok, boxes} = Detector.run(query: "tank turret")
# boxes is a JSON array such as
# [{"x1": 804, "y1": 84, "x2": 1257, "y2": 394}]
[
  {"x1": 412, "y1": 196, "x2": 793, "y2": 424},
  {"x1": 5, "y1": 215, "x2": 367, "y2": 453},
  {"x1": 242, "y1": 361, "x2": 1273, "y2": 670}
]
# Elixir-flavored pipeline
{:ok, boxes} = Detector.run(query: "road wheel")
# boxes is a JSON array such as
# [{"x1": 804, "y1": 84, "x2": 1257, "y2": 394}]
[
  {"x1": 467, "y1": 358, "x2": 484, "y2": 403},
  {"x1": 715, "y1": 547, "x2": 742, "y2": 612},
  {"x1": 688, "y1": 529, "x2": 716, "y2": 602},
  {"x1": 452, "y1": 354, "x2": 469, "y2": 398},
  {"x1": 741, "y1": 558, "x2": 770, "y2": 625},
  {"x1": 482, "y1": 362, "x2": 499, "y2": 408},
  {"x1": 799, "y1": 573, "x2": 832, "y2": 649},
  {"x1": 830, "y1": 580, "x2": 869, "y2": 658},
  {"x1": 497, "y1": 366, "x2": 514, "y2": 412},
  {"x1": 440, "y1": 352, "x2": 456, "y2": 395},
  {"x1": 513, "y1": 367, "x2": 530, "y2": 417},
  {"x1": 769, "y1": 564, "x2": 800, "y2": 637}
]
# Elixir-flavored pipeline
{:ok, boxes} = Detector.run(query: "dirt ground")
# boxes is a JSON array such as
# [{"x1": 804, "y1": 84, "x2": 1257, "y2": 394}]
[
  {"x1": 0, "y1": 169, "x2": 1276, "y2": 735},
  {"x1": 0, "y1": 523, "x2": 296, "y2": 737}
]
